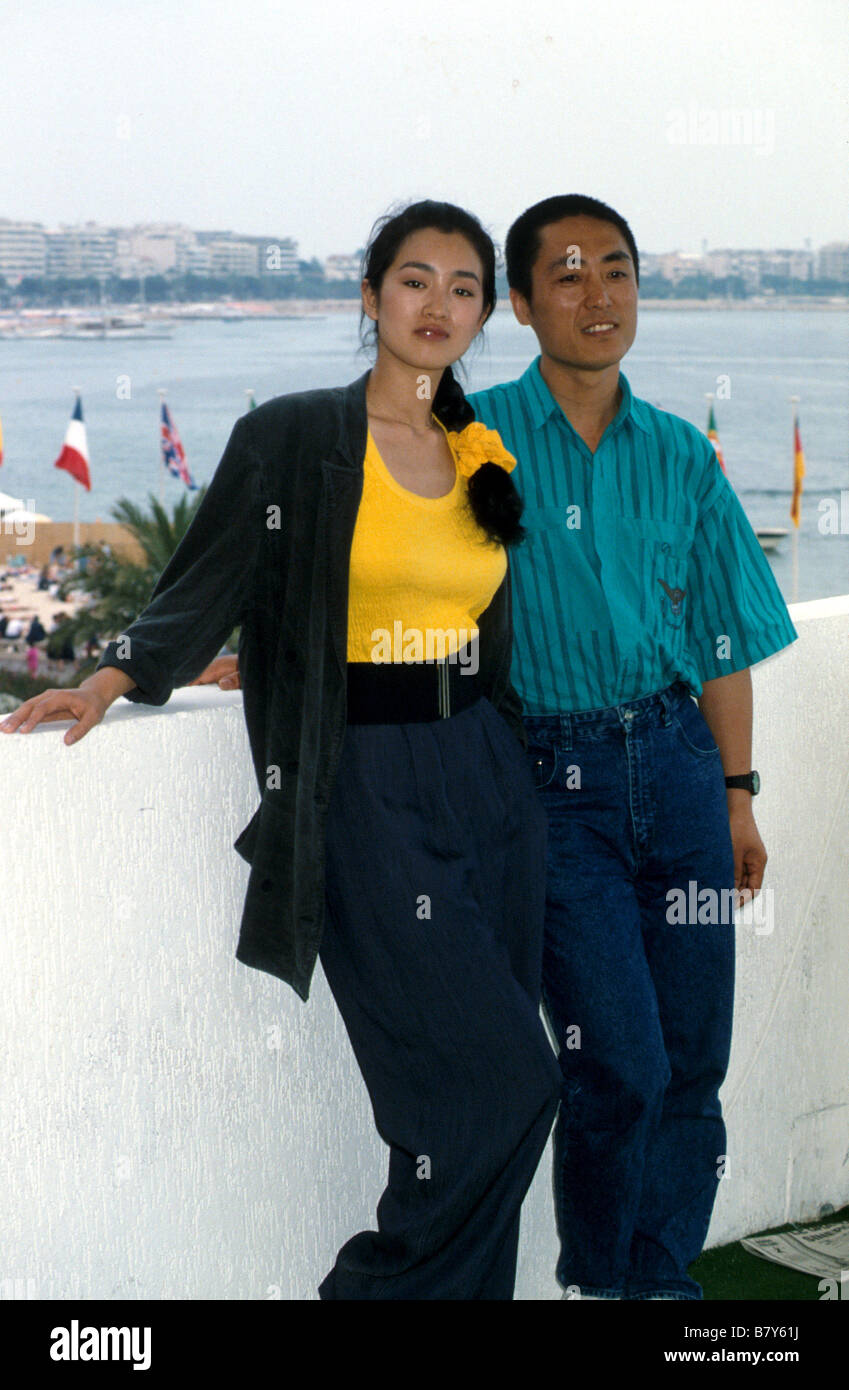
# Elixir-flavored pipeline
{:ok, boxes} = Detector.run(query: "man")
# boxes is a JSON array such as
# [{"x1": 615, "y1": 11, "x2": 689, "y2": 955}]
[{"x1": 464, "y1": 194, "x2": 797, "y2": 1301}]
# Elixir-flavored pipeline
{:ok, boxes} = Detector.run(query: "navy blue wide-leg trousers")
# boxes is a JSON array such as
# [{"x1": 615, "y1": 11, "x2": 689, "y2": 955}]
[{"x1": 316, "y1": 696, "x2": 561, "y2": 1300}]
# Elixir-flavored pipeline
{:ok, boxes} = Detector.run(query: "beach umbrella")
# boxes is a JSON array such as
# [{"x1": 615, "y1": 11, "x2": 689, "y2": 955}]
[
  {"x1": 2, "y1": 507, "x2": 53, "y2": 523},
  {"x1": 0, "y1": 490, "x2": 26, "y2": 515}
]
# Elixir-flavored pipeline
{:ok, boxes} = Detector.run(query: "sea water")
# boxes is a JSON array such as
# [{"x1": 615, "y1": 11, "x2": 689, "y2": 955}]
[{"x1": 0, "y1": 307, "x2": 846, "y2": 603}]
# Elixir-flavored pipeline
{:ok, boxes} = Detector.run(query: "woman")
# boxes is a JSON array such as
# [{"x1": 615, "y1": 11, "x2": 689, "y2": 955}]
[{"x1": 1, "y1": 200, "x2": 560, "y2": 1300}]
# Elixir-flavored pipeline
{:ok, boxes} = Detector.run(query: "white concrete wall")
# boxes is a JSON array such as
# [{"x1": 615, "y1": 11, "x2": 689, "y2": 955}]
[{"x1": 1, "y1": 595, "x2": 847, "y2": 1300}]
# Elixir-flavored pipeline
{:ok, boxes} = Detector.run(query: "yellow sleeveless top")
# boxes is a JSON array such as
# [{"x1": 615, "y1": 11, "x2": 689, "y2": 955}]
[{"x1": 347, "y1": 421, "x2": 507, "y2": 663}]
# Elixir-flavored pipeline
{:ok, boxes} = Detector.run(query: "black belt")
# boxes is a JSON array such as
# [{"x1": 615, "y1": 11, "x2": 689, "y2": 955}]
[{"x1": 346, "y1": 649, "x2": 484, "y2": 724}]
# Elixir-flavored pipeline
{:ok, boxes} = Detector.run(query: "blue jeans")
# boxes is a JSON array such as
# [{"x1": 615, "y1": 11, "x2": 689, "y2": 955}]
[{"x1": 524, "y1": 681, "x2": 736, "y2": 1301}]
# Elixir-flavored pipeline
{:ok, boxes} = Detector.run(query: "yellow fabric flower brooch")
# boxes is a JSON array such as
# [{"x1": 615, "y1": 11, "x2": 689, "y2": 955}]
[{"x1": 445, "y1": 421, "x2": 517, "y2": 478}]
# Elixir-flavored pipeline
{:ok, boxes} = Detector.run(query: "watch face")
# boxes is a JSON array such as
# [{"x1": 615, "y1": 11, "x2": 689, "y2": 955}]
[{"x1": 751, "y1": 770, "x2": 761, "y2": 795}]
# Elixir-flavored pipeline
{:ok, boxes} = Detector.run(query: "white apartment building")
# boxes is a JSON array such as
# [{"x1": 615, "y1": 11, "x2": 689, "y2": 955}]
[
  {"x1": 0, "y1": 219, "x2": 48, "y2": 282},
  {"x1": 192, "y1": 231, "x2": 300, "y2": 277},
  {"x1": 817, "y1": 243, "x2": 849, "y2": 282},
  {"x1": 45, "y1": 223, "x2": 117, "y2": 278},
  {"x1": 248, "y1": 236, "x2": 299, "y2": 276},
  {"x1": 324, "y1": 252, "x2": 361, "y2": 281}
]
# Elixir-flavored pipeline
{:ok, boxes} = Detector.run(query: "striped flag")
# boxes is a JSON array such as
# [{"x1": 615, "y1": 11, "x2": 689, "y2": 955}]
[
  {"x1": 160, "y1": 401, "x2": 197, "y2": 490},
  {"x1": 706, "y1": 402, "x2": 727, "y2": 475},
  {"x1": 790, "y1": 412, "x2": 805, "y2": 527},
  {"x1": 54, "y1": 394, "x2": 91, "y2": 490}
]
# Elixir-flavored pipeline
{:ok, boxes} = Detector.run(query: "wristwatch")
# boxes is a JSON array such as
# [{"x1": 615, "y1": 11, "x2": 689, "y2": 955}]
[{"x1": 725, "y1": 771, "x2": 760, "y2": 795}]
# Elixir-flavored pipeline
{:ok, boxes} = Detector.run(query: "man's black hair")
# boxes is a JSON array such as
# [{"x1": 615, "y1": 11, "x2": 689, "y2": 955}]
[{"x1": 505, "y1": 195, "x2": 639, "y2": 301}]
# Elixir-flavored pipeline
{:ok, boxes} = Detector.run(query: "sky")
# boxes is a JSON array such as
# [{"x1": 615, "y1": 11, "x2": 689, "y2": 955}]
[{"x1": 2, "y1": 0, "x2": 847, "y2": 261}]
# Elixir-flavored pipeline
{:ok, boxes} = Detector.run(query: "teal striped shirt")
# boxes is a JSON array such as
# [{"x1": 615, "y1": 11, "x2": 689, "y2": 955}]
[{"x1": 468, "y1": 359, "x2": 798, "y2": 714}]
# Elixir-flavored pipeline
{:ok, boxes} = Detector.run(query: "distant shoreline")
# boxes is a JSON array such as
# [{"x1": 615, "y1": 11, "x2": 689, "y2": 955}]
[
  {"x1": 271, "y1": 298, "x2": 848, "y2": 313},
  {"x1": 2, "y1": 296, "x2": 847, "y2": 325},
  {"x1": 624, "y1": 298, "x2": 848, "y2": 311}
]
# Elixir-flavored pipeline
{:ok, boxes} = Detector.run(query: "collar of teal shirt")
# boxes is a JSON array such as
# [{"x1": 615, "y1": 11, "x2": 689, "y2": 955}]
[{"x1": 516, "y1": 357, "x2": 653, "y2": 441}]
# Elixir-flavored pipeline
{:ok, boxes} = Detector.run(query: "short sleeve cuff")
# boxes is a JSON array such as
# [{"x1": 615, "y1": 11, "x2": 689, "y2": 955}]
[{"x1": 689, "y1": 612, "x2": 799, "y2": 683}]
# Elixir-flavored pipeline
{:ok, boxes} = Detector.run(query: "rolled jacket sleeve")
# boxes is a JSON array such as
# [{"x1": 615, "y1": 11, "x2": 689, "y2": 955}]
[
  {"x1": 685, "y1": 468, "x2": 798, "y2": 682},
  {"x1": 95, "y1": 416, "x2": 265, "y2": 705}
]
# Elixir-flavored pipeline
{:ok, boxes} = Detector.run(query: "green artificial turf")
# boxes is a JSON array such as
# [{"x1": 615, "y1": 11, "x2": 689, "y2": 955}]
[{"x1": 691, "y1": 1204, "x2": 849, "y2": 1300}]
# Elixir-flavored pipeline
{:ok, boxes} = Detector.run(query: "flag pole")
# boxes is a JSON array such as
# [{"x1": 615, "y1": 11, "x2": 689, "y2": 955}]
[
  {"x1": 790, "y1": 394, "x2": 800, "y2": 603},
  {"x1": 157, "y1": 389, "x2": 166, "y2": 506},
  {"x1": 72, "y1": 383, "x2": 81, "y2": 550}
]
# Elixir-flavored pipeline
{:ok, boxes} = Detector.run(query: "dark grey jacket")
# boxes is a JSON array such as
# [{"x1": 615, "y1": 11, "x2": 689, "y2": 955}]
[{"x1": 95, "y1": 369, "x2": 526, "y2": 1000}]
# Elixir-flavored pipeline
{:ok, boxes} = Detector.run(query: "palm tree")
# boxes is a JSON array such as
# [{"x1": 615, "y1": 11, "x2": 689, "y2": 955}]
[{"x1": 108, "y1": 490, "x2": 206, "y2": 574}]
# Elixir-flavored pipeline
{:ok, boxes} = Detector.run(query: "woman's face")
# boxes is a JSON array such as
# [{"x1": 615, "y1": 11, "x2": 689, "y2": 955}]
[{"x1": 362, "y1": 228, "x2": 489, "y2": 375}]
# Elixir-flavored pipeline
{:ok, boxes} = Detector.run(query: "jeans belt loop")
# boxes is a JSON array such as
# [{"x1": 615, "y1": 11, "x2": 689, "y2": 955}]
[
  {"x1": 659, "y1": 685, "x2": 673, "y2": 726},
  {"x1": 559, "y1": 711, "x2": 573, "y2": 754}
]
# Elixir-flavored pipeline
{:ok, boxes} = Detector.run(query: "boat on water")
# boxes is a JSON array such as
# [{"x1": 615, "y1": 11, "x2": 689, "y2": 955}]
[
  {"x1": 58, "y1": 314, "x2": 175, "y2": 340},
  {"x1": 0, "y1": 324, "x2": 63, "y2": 338},
  {"x1": 705, "y1": 396, "x2": 796, "y2": 560},
  {"x1": 755, "y1": 526, "x2": 789, "y2": 553}
]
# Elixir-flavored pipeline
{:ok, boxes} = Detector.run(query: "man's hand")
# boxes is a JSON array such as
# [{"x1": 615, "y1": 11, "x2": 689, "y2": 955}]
[
  {"x1": 189, "y1": 654, "x2": 241, "y2": 690},
  {"x1": 727, "y1": 797, "x2": 767, "y2": 906}
]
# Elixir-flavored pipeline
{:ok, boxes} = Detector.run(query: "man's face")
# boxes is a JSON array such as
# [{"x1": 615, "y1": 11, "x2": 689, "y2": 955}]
[{"x1": 510, "y1": 215, "x2": 638, "y2": 371}]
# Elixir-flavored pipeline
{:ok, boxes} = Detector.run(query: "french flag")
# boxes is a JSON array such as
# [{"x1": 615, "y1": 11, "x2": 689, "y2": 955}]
[{"x1": 54, "y1": 394, "x2": 91, "y2": 490}]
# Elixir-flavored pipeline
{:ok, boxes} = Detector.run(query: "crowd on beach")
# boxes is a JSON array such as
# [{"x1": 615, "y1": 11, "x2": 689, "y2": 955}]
[{"x1": 0, "y1": 543, "x2": 108, "y2": 679}]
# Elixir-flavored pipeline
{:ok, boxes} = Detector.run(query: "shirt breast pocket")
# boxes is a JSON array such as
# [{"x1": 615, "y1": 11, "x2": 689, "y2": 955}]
[{"x1": 624, "y1": 517, "x2": 695, "y2": 632}]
